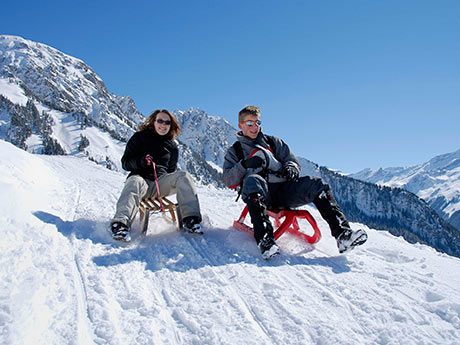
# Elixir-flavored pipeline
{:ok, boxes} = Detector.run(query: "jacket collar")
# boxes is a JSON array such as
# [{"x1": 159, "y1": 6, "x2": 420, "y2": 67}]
[
  {"x1": 147, "y1": 128, "x2": 170, "y2": 141},
  {"x1": 236, "y1": 131, "x2": 266, "y2": 146}
]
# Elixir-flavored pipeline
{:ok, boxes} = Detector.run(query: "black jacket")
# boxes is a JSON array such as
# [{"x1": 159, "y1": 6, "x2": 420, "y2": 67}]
[{"x1": 121, "y1": 128, "x2": 178, "y2": 180}]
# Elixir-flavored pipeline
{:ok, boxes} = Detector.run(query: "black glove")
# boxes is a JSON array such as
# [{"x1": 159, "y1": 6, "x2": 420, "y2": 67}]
[
  {"x1": 241, "y1": 156, "x2": 264, "y2": 169},
  {"x1": 139, "y1": 154, "x2": 153, "y2": 168},
  {"x1": 282, "y1": 164, "x2": 299, "y2": 181}
]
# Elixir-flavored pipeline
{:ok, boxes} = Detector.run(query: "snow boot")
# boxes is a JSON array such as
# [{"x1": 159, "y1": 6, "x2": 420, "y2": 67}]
[
  {"x1": 313, "y1": 191, "x2": 351, "y2": 238},
  {"x1": 313, "y1": 190, "x2": 367, "y2": 252},
  {"x1": 183, "y1": 216, "x2": 203, "y2": 234},
  {"x1": 246, "y1": 193, "x2": 279, "y2": 258},
  {"x1": 336, "y1": 228, "x2": 368, "y2": 253},
  {"x1": 111, "y1": 221, "x2": 131, "y2": 242},
  {"x1": 246, "y1": 193, "x2": 274, "y2": 242},
  {"x1": 313, "y1": 190, "x2": 350, "y2": 237},
  {"x1": 258, "y1": 233, "x2": 280, "y2": 259}
]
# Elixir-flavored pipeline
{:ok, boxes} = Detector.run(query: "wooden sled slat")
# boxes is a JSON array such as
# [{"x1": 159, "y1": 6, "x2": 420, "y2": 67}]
[{"x1": 139, "y1": 196, "x2": 181, "y2": 234}]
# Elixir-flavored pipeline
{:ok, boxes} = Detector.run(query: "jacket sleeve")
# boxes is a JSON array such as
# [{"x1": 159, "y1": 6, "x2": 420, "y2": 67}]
[
  {"x1": 121, "y1": 133, "x2": 144, "y2": 172},
  {"x1": 222, "y1": 145, "x2": 247, "y2": 189},
  {"x1": 271, "y1": 136, "x2": 301, "y2": 174},
  {"x1": 167, "y1": 141, "x2": 179, "y2": 173}
]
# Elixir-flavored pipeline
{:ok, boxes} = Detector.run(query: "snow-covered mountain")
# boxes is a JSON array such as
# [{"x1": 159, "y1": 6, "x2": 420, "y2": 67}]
[
  {"x1": 1, "y1": 139, "x2": 460, "y2": 345},
  {"x1": 0, "y1": 34, "x2": 143, "y2": 171},
  {"x1": 1, "y1": 35, "x2": 459, "y2": 258},
  {"x1": 0, "y1": 35, "x2": 222, "y2": 182},
  {"x1": 297, "y1": 158, "x2": 460, "y2": 258},
  {"x1": 350, "y1": 150, "x2": 460, "y2": 230},
  {"x1": 174, "y1": 108, "x2": 236, "y2": 170}
]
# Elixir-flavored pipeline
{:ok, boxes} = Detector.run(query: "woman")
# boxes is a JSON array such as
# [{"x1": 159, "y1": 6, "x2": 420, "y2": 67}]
[{"x1": 110, "y1": 109, "x2": 202, "y2": 241}]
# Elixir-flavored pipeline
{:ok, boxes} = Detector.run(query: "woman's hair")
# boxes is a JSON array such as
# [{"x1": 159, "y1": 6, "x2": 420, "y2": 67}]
[{"x1": 138, "y1": 109, "x2": 181, "y2": 139}]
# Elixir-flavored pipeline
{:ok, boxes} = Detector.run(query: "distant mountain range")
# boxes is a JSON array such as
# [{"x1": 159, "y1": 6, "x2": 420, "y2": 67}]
[
  {"x1": 350, "y1": 151, "x2": 460, "y2": 231},
  {"x1": 1, "y1": 35, "x2": 459, "y2": 257}
]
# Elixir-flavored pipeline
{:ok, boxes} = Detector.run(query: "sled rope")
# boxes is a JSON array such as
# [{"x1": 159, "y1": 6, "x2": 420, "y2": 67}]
[{"x1": 152, "y1": 161, "x2": 165, "y2": 213}]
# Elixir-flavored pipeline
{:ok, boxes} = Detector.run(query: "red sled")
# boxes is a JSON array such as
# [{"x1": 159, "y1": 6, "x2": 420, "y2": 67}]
[{"x1": 233, "y1": 206, "x2": 322, "y2": 244}]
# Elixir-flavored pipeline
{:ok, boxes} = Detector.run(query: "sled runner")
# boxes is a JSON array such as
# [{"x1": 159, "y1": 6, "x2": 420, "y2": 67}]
[
  {"x1": 139, "y1": 197, "x2": 181, "y2": 234},
  {"x1": 233, "y1": 206, "x2": 321, "y2": 244}
]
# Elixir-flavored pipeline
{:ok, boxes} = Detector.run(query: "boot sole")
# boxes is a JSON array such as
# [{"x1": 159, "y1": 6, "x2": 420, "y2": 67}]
[
  {"x1": 339, "y1": 232, "x2": 368, "y2": 253},
  {"x1": 113, "y1": 233, "x2": 131, "y2": 242},
  {"x1": 262, "y1": 245, "x2": 280, "y2": 259}
]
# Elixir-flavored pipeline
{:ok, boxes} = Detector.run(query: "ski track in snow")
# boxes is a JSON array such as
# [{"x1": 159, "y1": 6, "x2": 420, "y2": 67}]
[{"x1": 1, "y1": 140, "x2": 460, "y2": 345}]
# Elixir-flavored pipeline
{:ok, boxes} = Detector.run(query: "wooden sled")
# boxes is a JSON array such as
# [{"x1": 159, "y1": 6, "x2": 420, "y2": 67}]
[
  {"x1": 233, "y1": 206, "x2": 321, "y2": 244},
  {"x1": 139, "y1": 197, "x2": 182, "y2": 234}
]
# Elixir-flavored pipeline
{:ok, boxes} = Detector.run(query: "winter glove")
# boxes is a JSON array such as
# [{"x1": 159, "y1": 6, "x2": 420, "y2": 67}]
[
  {"x1": 282, "y1": 164, "x2": 299, "y2": 181},
  {"x1": 241, "y1": 156, "x2": 264, "y2": 170},
  {"x1": 139, "y1": 154, "x2": 153, "y2": 168}
]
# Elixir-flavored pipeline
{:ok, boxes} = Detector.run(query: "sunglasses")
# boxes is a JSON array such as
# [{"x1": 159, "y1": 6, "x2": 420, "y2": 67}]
[
  {"x1": 156, "y1": 119, "x2": 171, "y2": 125},
  {"x1": 243, "y1": 120, "x2": 262, "y2": 127}
]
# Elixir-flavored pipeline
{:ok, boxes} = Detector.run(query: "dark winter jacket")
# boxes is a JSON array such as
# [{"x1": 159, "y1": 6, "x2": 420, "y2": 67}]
[
  {"x1": 222, "y1": 131, "x2": 300, "y2": 189},
  {"x1": 121, "y1": 128, "x2": 178, "y2": 180}
]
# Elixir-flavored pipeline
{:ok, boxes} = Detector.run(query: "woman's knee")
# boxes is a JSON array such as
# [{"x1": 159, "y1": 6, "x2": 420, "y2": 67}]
[
  {"x1": 181, "y1": 170, "x2": 192, "y2": 179},
  {"x1": 177, "y1": 170, "x2": 194, "y2": 184},
  {"x1": 174, "y1": 170, "x2": 197, "y2": 191},
  {"x1": 125, "y1": 175, "x2": 148, "y2": 193}
]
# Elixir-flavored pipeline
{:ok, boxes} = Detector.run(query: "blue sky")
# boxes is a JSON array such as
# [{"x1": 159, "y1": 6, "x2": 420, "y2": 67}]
[{"x1": 2, "y1": 0, "x2": 459, "y2": 172}]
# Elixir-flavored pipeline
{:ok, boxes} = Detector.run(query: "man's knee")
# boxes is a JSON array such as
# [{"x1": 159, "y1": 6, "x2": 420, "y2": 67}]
[
  {"x1": 242, "y1": 174, "x2": 268, "y2": 202},
  {"x1": 298, "y1": 176, "x2": 330, "y2": 202},
  {"x1": 312, "y1": 177, "x2": 330, "y2": 195}
]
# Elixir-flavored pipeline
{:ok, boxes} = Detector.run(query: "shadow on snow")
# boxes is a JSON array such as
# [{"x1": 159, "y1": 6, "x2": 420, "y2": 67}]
[
  {"x1": 33, "y1": 210, "x2": 351, "y2": 274},
  {"x1": 34, "y1": 210, "x2": 114, "y2": 245}
]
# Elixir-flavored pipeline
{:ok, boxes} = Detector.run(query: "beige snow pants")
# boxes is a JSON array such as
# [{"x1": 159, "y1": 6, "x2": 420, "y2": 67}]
[{"x1": 112, "y1": 170, "x2": 201, "y2": 226}]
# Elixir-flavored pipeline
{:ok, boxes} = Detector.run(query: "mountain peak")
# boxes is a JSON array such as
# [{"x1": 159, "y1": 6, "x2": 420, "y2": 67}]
[
  {"x1": 174, "y1": 108, "x2": 237, "y2": 168},
  {"x1": 350, "y1": 148, "x2": 460, "y2": 230},
  {"x1": 0, "y1": 35, "x2": 146, "y2": 170}
]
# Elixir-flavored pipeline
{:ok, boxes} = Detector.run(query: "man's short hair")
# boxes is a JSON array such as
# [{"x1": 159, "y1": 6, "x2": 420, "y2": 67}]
[{"x1": 238, "y1": 105, "x2": 260, "y2": 123}]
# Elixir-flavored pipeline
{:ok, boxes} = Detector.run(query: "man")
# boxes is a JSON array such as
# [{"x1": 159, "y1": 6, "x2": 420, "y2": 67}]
[{"x1": 223, "y1": 105, "x2": 367, "y2": 259}]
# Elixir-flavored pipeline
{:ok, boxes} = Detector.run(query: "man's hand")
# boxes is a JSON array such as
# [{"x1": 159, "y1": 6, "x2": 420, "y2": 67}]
[
  {"x1": 282, "y1": 164, "x2": 299, "y2": 181},
  {"x1": 242, "y1": 156, "x2": 264, "y2": 169}
]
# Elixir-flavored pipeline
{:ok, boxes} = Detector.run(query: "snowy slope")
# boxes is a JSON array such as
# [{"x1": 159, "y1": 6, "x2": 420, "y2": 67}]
[
  {"x1": 350, "y1": 150, "x2": 460, "y2": 230},
  {"x1": 1, "y1": 138, "x2": 460, "y2": 345}
]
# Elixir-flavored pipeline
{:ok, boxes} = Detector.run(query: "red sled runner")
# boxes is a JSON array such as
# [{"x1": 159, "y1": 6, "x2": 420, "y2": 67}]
[{"x1": 233, "y1": 206, "x2": 322, "y2": 244}]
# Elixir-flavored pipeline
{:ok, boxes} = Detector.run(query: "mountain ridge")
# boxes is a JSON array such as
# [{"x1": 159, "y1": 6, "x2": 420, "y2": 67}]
[{"x1": 350, "y1": 149, "x2": 460, "y2": 230}]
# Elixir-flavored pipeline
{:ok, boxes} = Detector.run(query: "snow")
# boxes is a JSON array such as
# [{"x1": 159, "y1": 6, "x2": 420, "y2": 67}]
[
  {"x1": 206, "y1": 160, "x2": 223, "y2": 173},
  {"x1": 33, "y1": 103, "x2": 127, "y2": 171},
  {"x1": 0, "y1": 77, "x2": 28, "y2": 106},
  {"x1": 1, "y1": 138, "x2": 460, "y2": 345}
]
